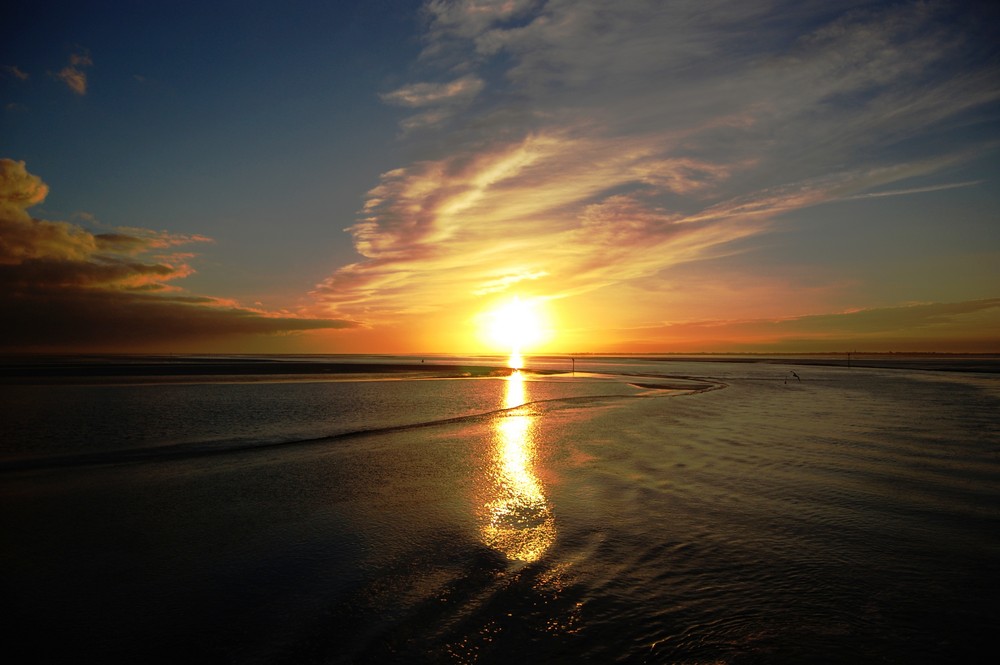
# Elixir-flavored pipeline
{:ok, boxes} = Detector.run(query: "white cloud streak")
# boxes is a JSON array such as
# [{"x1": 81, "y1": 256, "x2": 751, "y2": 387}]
[{"x1": 842, "y1": 180, "x2": 984, "y2": 201}]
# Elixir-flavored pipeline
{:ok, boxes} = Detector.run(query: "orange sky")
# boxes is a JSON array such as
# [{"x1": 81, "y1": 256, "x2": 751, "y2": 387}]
[{"x1": 3, "y1": 1, "x2": 999, "y2": 354}]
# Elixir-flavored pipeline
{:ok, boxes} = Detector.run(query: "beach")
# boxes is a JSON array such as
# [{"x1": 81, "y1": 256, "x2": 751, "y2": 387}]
[{"x1": 2, "y1": 355, "x2": 998, "y2": 663}]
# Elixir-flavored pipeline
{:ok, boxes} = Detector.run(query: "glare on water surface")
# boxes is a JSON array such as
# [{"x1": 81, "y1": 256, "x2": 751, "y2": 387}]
[{"x1": 480, "y1": 370, "x2": 555, "y2": 562}]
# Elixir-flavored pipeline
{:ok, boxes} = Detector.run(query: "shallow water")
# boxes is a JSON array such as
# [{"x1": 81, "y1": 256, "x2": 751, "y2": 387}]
[
  {"x1": 1, "y1": 357, "x2": 998, "y2": 663},
  {"x1": 0, "y1": 370, "x2": 645, "y2": 466}
]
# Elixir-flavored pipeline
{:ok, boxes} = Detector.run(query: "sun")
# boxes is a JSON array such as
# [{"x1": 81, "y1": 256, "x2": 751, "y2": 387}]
[
  {"x1": 482, "y1": 296, "x2": 548, "y2": 367},
  {"x1": 489, "y1": 297, "x2": 542, "y2": 349}
]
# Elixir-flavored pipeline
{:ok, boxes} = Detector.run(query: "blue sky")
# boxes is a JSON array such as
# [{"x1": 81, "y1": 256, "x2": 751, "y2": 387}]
[
  {"x1": 4, "y1": 1, "x2": 419, "y2": 301},
  {"x1": 2, "y1": 0, "x2": 999, "y2": 352}
]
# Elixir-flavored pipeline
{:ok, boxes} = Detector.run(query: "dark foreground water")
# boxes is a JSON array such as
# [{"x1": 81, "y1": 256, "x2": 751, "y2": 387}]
[{"x1": 1, "y1": 356, "x2": 998, "y2": 663}]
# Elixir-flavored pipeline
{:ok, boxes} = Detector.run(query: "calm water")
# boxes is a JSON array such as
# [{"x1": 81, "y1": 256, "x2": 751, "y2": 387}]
[{"x1": 1, "y1": 356, "x2": 998, "y2": 663}]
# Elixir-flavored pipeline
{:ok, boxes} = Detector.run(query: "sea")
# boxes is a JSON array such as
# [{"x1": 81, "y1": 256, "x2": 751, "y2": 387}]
[{"x1": 1, "y1": 354, "x2": 998, "y2": 663}]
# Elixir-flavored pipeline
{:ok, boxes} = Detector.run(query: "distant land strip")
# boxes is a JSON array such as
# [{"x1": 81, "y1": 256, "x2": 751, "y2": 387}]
[{"x1": 0, "y1": 360, "x2": 522, "y2": 380}]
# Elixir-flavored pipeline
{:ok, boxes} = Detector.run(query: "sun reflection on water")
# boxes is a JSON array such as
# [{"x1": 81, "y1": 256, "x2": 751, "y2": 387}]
[{"x1": 480, "y1": 370, "x2": 555, "y2": 563}]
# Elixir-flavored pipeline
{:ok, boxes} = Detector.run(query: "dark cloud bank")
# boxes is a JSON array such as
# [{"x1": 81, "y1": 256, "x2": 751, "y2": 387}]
[{"x1": 0, "y1": 158, "x2": 354, "y2": 351}]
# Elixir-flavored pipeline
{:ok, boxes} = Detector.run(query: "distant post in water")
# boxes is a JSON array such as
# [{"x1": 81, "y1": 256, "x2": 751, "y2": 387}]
[{"x1": 571, "y1": 357, "x2": 575, "y2": 375}]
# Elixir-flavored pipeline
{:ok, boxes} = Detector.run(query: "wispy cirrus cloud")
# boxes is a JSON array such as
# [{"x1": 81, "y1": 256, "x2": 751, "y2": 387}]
[
  {"x1": 381, "y1": 74, "x2": 486, "y2": 132},
  {"x1": 314, "y1": 0, "x2": 999, "y2": 348},
  {"x1": 1, "y1": 159, "x2": 356, "y2": 351},
  {"x1": 381, "y1": 74, "x2": 484, "y2": 107},
  {"x1": 313, "y1": 130, "x2": 746, "y2": 316},
  {"x1": 841, "y1": 180, "x2": 984, "y2": 201}
]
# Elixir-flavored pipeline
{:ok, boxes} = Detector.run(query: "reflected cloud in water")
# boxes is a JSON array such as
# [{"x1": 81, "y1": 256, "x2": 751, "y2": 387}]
[{"x1": 480, "y1": 369, "x2": 555, "y2": 563}]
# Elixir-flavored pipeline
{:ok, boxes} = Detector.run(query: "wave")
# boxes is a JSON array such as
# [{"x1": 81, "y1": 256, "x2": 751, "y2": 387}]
[{"x1": 0, "y1": 376, "x2": 721, "y2": 473}]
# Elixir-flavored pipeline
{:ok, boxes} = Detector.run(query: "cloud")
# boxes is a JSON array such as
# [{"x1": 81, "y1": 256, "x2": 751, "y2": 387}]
[
  {"x1": 420, "y1": 0, "x2": 541, "y2": 68},
  {"x1": 381, "y1": 74, "x2": 487, "y2": 132},
  {"x1": 841, "y1": 180, "x2": 983, "y2": 201},
  {"x1": 0, "y1": 159, "x2": 356, "y2": 350},
  {"x1": 313, "y1": 0, "x2": 999, "y2": 346},
  {"x1": 606, "y1": 299, "x2": 1000, "y2": 353},
  {"x1": 313, "y1": 131, "x2": 747, "y2": 317},
  {"x1": 0, "y1": 159, "x2": 182, "y2": 270},
  {"x1": 2, "y1": 65, "x2": 29, "y2": 81},
  {"x1": 473, "y1": 269, "x2": 548, "y2": 296},
  {"x1": 778, "y1": 299, "x2": 1000, "y2": 336},
  {"x1": 381, "y1": 74, "x2": 484, "y2": 107},
  {"x1": 312, "y1": 127, "x2": 948, "y2": 321},
  {"x1": 53, "y1": 50, "x2": 93, "y2": 95},
  {"x1": 0, "y1": 288, "x2": 354, "y2": 349}
]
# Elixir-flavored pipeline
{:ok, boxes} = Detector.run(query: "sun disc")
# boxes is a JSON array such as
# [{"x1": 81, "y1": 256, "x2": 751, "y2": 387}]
[{"x1": 488, "y1": 297, "x2": 542, "y2": 349}]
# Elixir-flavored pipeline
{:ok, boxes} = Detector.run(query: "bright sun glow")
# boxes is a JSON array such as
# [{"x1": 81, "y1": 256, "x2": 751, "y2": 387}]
[{"x1": 482, "y1": 296, "x2": 548, "y2": 368}]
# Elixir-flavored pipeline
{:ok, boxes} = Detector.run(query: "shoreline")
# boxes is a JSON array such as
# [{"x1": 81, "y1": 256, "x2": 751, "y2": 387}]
[
  {"x1": 2, "y1": 353, "x2": 997, "y2": 382},
  {"x1": 0, "y1": 359, "x2": 525, "y2": 382}
]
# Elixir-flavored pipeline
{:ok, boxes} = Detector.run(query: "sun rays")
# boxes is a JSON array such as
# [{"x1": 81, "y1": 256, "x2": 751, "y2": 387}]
[{"x1": 481, "y1": 296, "x2": 551, "y2": 368}]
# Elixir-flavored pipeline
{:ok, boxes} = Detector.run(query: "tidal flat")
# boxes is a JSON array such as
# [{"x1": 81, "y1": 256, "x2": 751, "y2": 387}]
[{"x1": 2, "y1": 355, "x2": 998, "y2": 663}]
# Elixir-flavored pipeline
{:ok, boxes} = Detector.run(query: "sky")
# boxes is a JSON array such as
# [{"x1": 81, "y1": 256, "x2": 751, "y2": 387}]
[{"x1": 2, "y1": 0, "x2": 999, "y2": 354}]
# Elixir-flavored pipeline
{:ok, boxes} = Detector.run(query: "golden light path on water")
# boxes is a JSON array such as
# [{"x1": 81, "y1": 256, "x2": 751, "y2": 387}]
[{"x1": 479, "y1": 364, "x2": 555, "y2": 563}]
